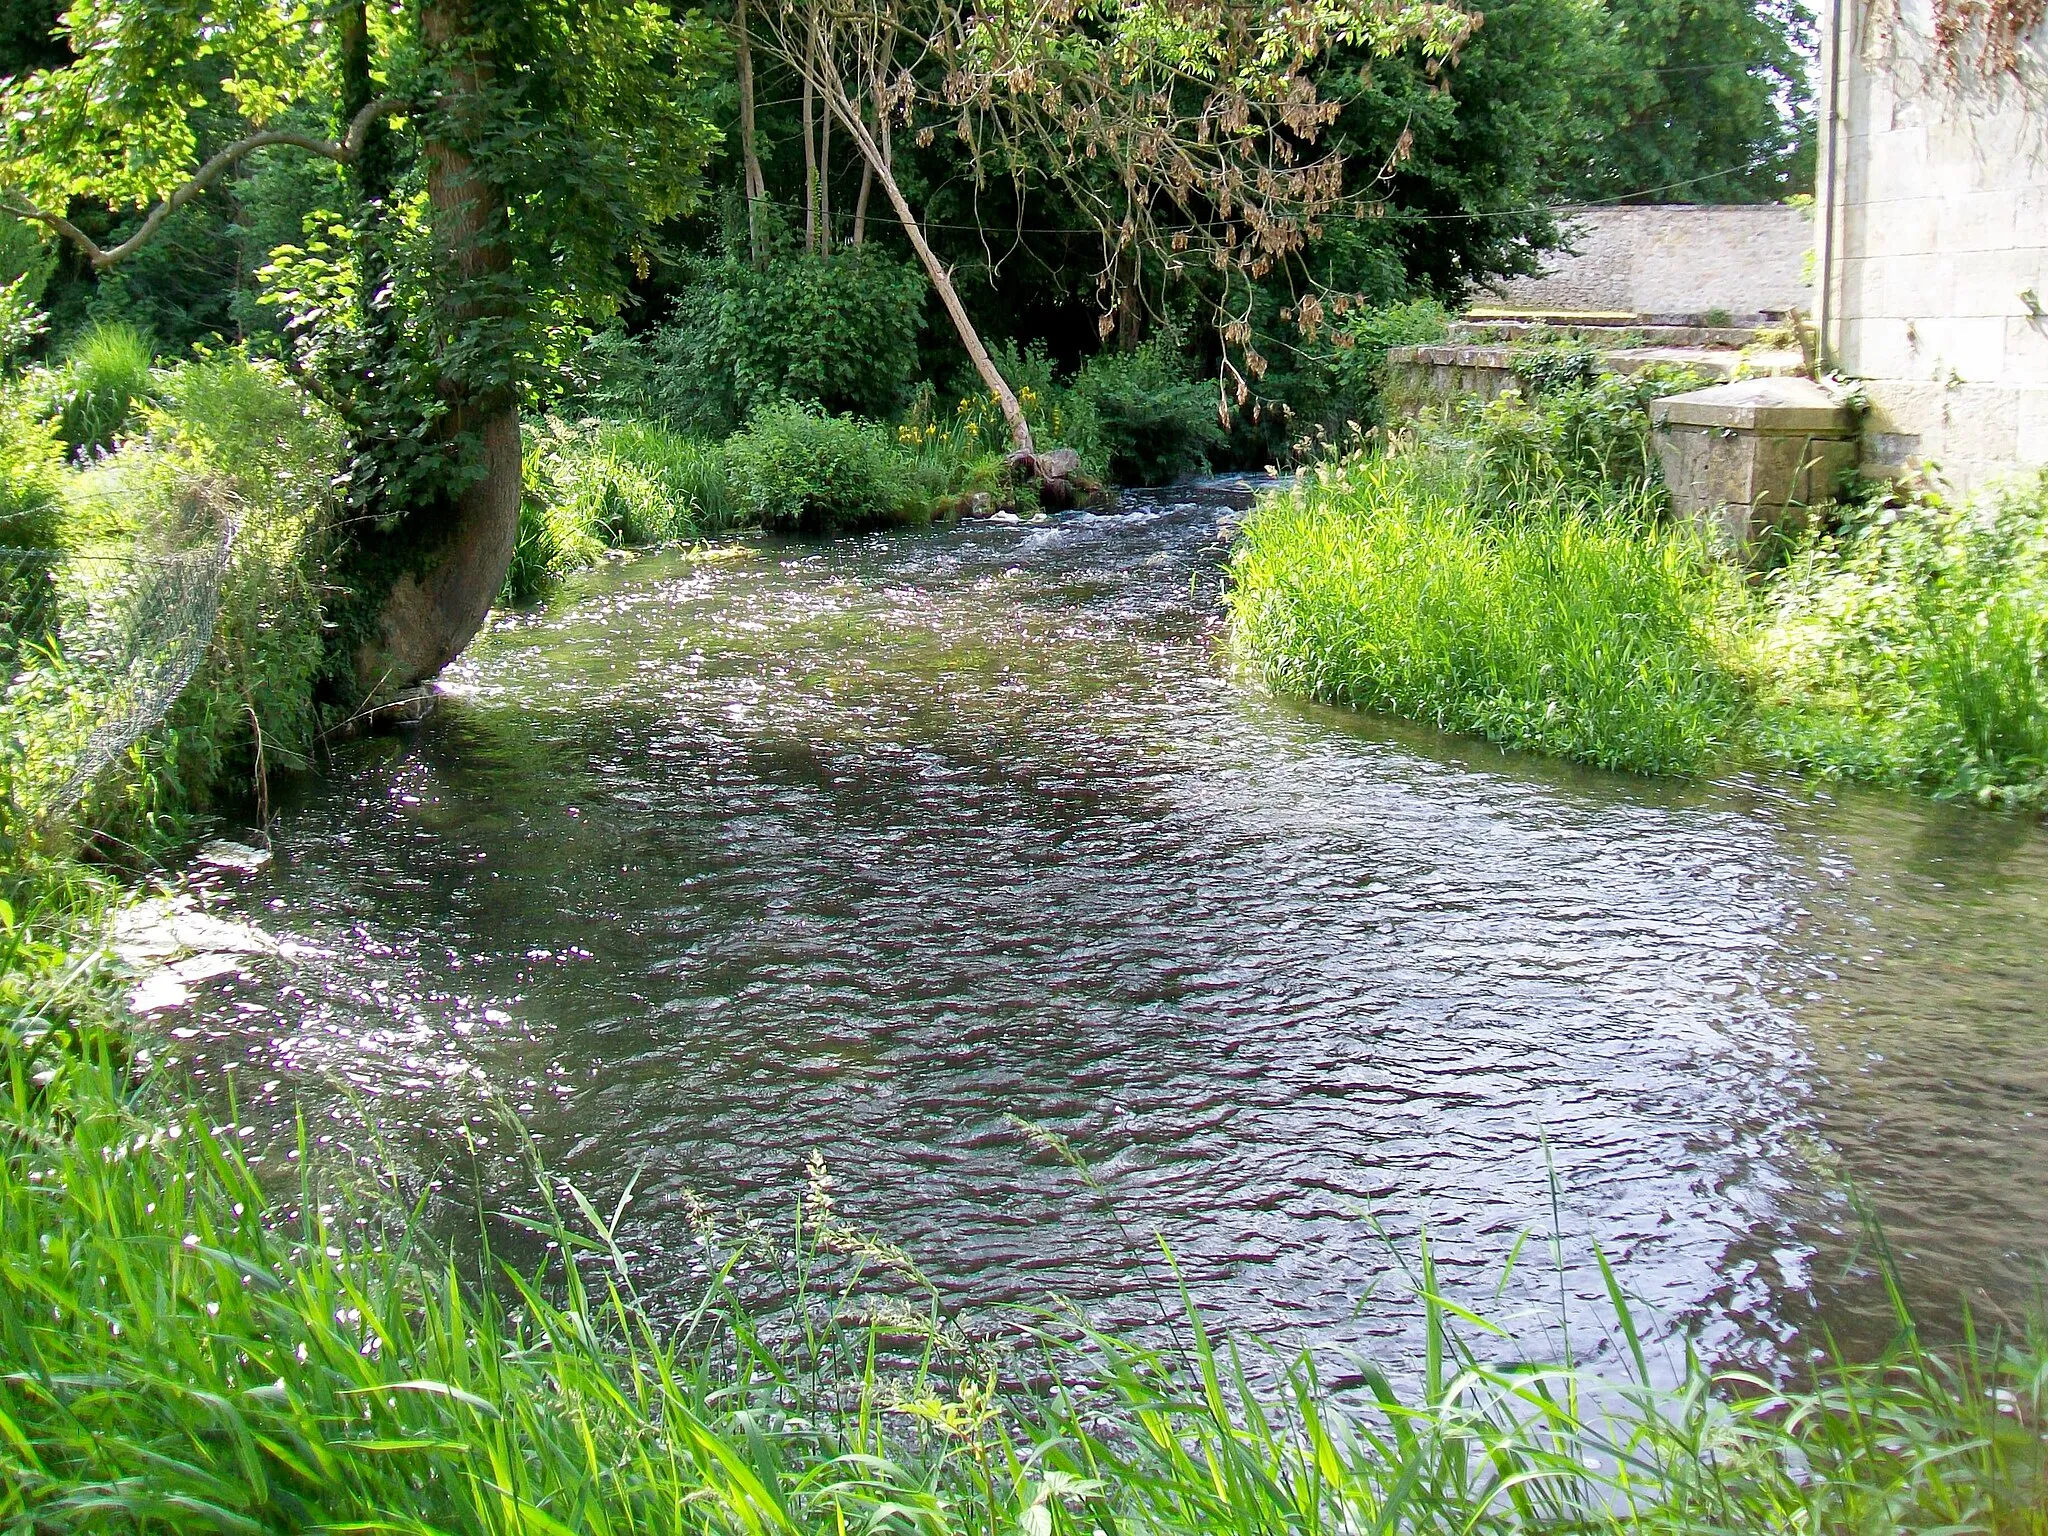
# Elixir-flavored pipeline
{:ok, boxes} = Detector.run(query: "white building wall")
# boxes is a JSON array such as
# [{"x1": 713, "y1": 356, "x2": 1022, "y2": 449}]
[{"x1": 1817, "y1": 0, "x2": 2048, "y2": 489}]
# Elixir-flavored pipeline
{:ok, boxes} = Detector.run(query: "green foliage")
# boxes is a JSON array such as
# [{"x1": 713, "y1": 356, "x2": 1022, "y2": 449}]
[
  {"x1": 1554, "y1": 0, "x2": 1814, "y2": 200},
  {"x1": 1261, "y1": 300, "x2": 1452, "y2": 459},
  {"x1": 1067, "y1": 342, "x2": 1225, "y2": 485},
  {"x1": 0, "y1": 387, "x2": 62, "y2": 549},
  {"x1": 0, "y1": 389, "x2": 64, "y2": 662},
  {"x1": 506, "y1": 417, "x2": 744, "y2": 604},
  {"x1": 0, "y1": 352, "x2": 330, "y2": 867},
  {"x1": 728, "y1": 403, "x2": 920, "y2": 537},
  {"x1": 1457, "y1": 366, "x2": 1712, "y2": 510},
  {"x1": 1228, "y1": 450, "x2": 1747, "y2": 775},
  {"x1": 49, "y1": 321, "x2": 156, "y2": 457},
  {"x1": 1752, "y1": 473, "x2": 2048, "y2": 807},
  {"x1": 666, "y1": 248, "x2": 929, "y2": 433},
  {"x1": 75, "y1": 354, "x2": 332, "y2": 826},
  {"x1": 0, "y1": 217, "x2": 55, "y2": 367}
]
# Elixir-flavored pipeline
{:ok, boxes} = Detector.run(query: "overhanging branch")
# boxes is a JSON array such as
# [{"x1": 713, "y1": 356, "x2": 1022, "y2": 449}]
[{"x1": 3, "y1": 95, "x2": 407, "y2": 271}]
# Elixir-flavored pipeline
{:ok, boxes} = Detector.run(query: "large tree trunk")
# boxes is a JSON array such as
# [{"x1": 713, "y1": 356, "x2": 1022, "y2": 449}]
[
  {"x1": 815, "y1": 71, "x2": 1032, "y2": 455},
  {"x1": 348, "y1": 0, "x2": 522, "y2": 701}
]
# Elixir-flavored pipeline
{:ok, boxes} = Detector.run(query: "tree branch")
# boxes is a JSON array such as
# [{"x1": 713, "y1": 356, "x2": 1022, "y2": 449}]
[{"x1": 3, "y1": 95, "x2": 407, "y2": 271}]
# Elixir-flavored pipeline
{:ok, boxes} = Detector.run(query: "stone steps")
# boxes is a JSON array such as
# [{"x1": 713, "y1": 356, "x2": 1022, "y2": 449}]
[{"x1": 1446, "y1": 318, "x2": 1770, "y2": 349}]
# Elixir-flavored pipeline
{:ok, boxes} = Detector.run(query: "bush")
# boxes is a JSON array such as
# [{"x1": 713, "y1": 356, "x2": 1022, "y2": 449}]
[
  {"x1": 0, "y1": 390, "x2": 65, "y2": 661},
  {"x1": 1068, "y1": 341, "x2": 1226, "y2": 485},
  {"x1": 727, "y1": 402, "x2": 917, "y2": 537},
  {"x1": 81, "y1": 355, "x2": 334, "y2": 823},
  {"x1": 1228, "y1": 450, "x2": 1747, "y2": 775},
  {"x1": 0, "y1": 354, "x2": 334, "y2": 863},
  {"x1": 661, "y1": 247, "x2": 928, "y2": 434},
  {"x1": 0, "y1": 387, "x2": 63, "y2": 550},
  {"x1": 50, "y1": 321, "x2": 157, "y2": 458},
  {"x1": 1752, "y1": 471, "x2": 2048, "y2": 806}
]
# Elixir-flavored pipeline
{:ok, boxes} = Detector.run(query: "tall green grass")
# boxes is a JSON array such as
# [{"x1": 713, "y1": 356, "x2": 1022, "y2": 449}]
[
  {"x1": 50, "y1": 321, "x2": 157, "y2": 458},
  {"x1": 3, "y1": 997, "x2": 2043, "y2": 1535},
  {"x1": 509, "y1": 417, "x2": 746, "y2": 604},
  {"x1": 1750, "y1": 472, "x2": 2048, "y2": 807},
  {"x1": 1228, "y1": 452, "x2": 1747, "y2": 775},
  {"x1": 1, "y1": 353, "x2": 332, "y2": 867}
]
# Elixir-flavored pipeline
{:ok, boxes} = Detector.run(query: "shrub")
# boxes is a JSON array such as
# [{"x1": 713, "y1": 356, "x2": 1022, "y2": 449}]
[
  {"x1": 1228, "y1": 450, "x2": 1747, "y2": 775},
  {"x1": 50, "y1": 321, "x2": 157, "y2": 458},
  {"x1": 0, "y1": 390, "x2": 65, "y2": 662},
  {"x1": 665, "y1": 247, "x2": 928, "y2": 433},
  {"x1": 1441, "y1": 366, "x2": 1711, "y2": 512},
  {"x1": 0, "y1": 388, "x2": 63, "y2": 550},
  {"x1": 78, "y1": 355, "x2": 334, "y2": 823},
  {"x1": 1751, "y1": 471, "x2": 2048, "y2": 806},
  {"x1": 1068, "y1": 341, "x2": 1225, "y2": 485},
  {"x1": 1292, "y1": 299, "x2": 1454, "y2": 440},
  {"x1": 937, "y1": 341, "x2": 1106, "y2": 477},
  {"x1": 726, "y1": 402, "x2": 916, "y2": 537}
]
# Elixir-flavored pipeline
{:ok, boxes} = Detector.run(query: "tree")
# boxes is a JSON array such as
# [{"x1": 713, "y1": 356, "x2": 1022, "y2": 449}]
[
  {"x1": 1555, "y1": 0, "x2": 1814, "y2": 202},
  {"x1": 740, "y1": 0, "x2": 1476, "y2": 456},
  {"x1": 0, "y1": 0, "x2": 716, "y2": 700}
]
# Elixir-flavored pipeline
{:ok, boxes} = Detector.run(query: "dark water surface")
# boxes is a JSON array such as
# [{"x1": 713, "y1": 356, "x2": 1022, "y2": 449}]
[{"x1": 176, "y1": 483, "x2": 2048, "y2": 1373}]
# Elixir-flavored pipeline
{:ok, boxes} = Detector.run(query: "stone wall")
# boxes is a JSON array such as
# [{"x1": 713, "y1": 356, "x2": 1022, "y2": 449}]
[
  {"x1": 1816, "y1": 0, "x2": 2048, "y2": 491},
  {"x1": 1481, "y1": 205, "x2": 1814, "y2": 321}
]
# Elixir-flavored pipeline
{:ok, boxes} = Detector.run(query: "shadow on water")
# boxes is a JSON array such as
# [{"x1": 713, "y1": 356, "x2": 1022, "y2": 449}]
[{"x1": 171, "y1": 483, "x2": 2048, "y2": 1376}]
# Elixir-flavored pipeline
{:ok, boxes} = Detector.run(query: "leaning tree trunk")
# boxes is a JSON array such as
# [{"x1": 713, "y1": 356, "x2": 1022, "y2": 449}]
[
  {"x1": 348, "y1": 0, "x2": 523, "y2": 701},
  {"x1": 815, "y1": 72, "x2": 1033, "y2": 456}
]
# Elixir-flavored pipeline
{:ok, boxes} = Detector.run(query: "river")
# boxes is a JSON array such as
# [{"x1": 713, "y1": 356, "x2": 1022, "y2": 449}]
[{"x1": 167, "y1": 480, "x2": 2048, "y2": 1375}]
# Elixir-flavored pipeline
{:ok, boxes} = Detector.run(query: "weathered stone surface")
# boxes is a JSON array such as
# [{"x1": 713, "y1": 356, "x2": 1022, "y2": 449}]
[
  {"x1": 1478, "y1": 204, "x2": 1813, "y2": 321},
  {"x1": 1649, "y1": 377, "x2": 1857, "y2": 549},
  {"x1": 1382, "y1": 343, "x2": 1802, "y2": 417},
  {"x1": 1817, "y1": 0, "x2": 2048, "y2": 491},
  {"x1": 1648, "y1": 374, "x2": 1850, "y2": 432},
  {"x1": 1035, "y1": 447, "x2": 1083, "y2": 481}
]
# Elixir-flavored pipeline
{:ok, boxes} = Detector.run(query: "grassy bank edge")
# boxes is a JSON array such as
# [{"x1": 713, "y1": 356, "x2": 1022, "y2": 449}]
[{"x1": 1225, "y1": 449, "x2": 2048, "y2": 803}]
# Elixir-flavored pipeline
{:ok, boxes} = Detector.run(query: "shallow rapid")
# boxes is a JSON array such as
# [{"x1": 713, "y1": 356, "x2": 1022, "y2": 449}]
[{"x1": 172, "y1": 482, "x2": 2048, "y2": 1372}]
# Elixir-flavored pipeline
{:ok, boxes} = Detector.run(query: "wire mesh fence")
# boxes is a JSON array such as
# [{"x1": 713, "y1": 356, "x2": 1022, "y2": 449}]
[{"x1": 1, "y1": 493, "x2": 237, "y2": 830}]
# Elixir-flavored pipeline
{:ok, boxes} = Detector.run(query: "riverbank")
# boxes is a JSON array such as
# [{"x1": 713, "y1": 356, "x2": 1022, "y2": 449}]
[
  {"x1": 7, "y1": 942, "x2": 2047, "y2": 1531},
  {"x1": 6, "y1": 501, "x2": 2048, "y2": 1528},
  {"x1": 7, "y1": 346, "x2": 2048, "y2": 1530},
  {"x1": 1226, "y1": 395, "x2": 2048, "y2": 806}
]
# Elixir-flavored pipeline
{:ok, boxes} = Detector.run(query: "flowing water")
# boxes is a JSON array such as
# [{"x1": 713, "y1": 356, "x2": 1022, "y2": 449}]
[{"x1": 171, "y1": 482, "x2": 2048, "y2": 1374}]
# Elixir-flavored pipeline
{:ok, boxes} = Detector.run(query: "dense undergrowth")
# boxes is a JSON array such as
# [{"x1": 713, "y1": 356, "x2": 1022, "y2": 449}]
[{"x1": 1229, "y1": 378, "x2": 2048, "y2": 803}]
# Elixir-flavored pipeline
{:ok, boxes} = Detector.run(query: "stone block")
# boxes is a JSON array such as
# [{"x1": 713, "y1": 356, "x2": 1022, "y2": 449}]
[{"x1": 1650, "y1": 378, "x2": 1858, "y2": 550}]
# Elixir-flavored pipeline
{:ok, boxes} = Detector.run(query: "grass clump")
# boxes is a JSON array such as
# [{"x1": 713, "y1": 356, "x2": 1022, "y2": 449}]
[
  {"x1": 1232, "y1": 373, "x2": 2048, "y2": 807},
  {"x1": 1229, "y1": 451, "x2": 1746, "y2": 775},
  {"x1": 1751, "y1": 471, "x2": 2048, "y2": 806},
  {"x1": 48, "y1": 321, "x2": 158, "y2": 458},
  {"x1": 508, "y1": 417, "x2": 745, "y2": 604},
  {"x1": 0, "y1": 350, "x2": 335, "y2": 876}
]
